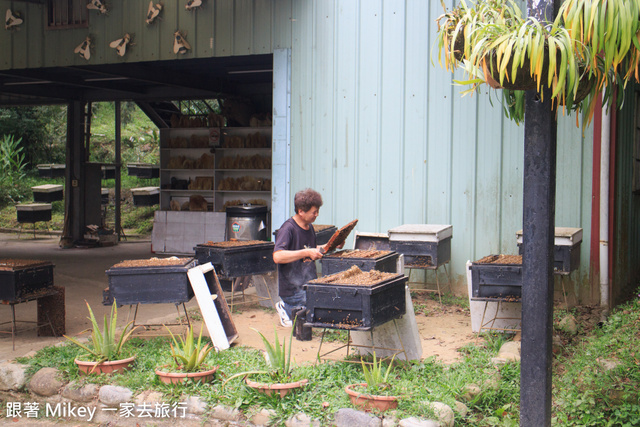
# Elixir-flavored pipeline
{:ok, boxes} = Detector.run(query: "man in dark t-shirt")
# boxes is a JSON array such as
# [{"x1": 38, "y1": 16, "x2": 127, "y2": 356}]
[{"x1": 273, "y1": 188, "x2": 327, "y2": 326}]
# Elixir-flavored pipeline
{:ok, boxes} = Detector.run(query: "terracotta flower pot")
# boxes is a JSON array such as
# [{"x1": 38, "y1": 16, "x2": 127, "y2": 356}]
[
  {"x1": 155, "y1": 366, "x2": 219, "y2": 385},
  {"x1": 345, "y1": 383, "x2": 399, "y2": 412},
  {"x1": 74, "y1": 356, "x2": 136, "y2": 375},
  {"x1": 245, "y1": 377, "x2": 309, "y2": 397}
]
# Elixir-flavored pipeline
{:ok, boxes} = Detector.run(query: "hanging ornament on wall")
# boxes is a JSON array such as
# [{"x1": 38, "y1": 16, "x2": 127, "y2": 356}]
[
  {"x1": 5, "y1": 9, "x2": 23, "y2": 30},
  {"x1": 146, "y1": 1, "x2": 163, "y2": 24},
  {"x1": 110, "y1": 33, "x2": 132, "y2": 57},
  {"x1": 185, "y1": 0, "x2": 202, "y2": 11},
  {"x1": 173, "y1": 30, "x2": 190, "y2": 54},
  {"x1": 87, "y1": 0, "x2": 108, "y2": 15},
  {"x1": 74, "y1": 36, "x2": 92, "y2": 60}
]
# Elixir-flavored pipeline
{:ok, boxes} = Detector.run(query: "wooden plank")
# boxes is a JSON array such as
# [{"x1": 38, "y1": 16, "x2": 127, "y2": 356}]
[{"x1": 187, "y1": 263, "x2": 232, "y2": 350}]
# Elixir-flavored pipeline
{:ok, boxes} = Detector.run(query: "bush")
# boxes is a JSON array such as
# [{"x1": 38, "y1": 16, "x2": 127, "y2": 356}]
[{"x1": 0, "y1": 135, "x2": 27, "y2": 204}]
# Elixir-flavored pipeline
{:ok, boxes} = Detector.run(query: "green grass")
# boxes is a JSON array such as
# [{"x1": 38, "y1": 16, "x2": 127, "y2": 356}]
[
  {"x1": 0, "y1": 170, "x2": 158, "y2": 235},
  {"x1": 14, "y1": 290, "x2": 640, "y2": 425}
]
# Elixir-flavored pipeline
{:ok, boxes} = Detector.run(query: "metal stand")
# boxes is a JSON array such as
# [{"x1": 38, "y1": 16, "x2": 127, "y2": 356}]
[
  {"x1": 314, "y1": 319, "x2": 407, "y2": 364},
  {"x1": 407, "y1": 262, "x2": 451, "y2": 304},
  {"x1": 126, "y1": 302, "x2": 191, "y2": 335},
  {"x1": 0, "y1": 289, "x2": 59, "y2": 350},
  {"x1": 17, "y1": 221, "x2": 52, "y2": 239},
  {"x1": 224, "y1": 275, "x2": 275, "y2": 312},
  {"x1": 555, "y1": 272, "x2": 572, "y2": 309},
  {"x1": 471, "y1": 297, "x2": 522, "y2": 334}
]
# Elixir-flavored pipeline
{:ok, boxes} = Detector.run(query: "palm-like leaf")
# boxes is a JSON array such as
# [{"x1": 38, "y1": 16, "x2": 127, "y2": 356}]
[{"x1": 64, "y1": 300, "x2": 137, "y2": 370}]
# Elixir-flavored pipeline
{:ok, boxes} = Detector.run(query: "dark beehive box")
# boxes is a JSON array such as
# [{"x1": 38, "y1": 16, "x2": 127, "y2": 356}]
[
  {"x1": 470, "y1": 255, "x2": 523, "y2": 299},
  {"x1": 102, "y1": 166, "x2": 116, "y2": 180},
  {"x1": 16, "y1": 204, "x2": 52, "y2": 223},
  {"x1": 131, "y1": 187, "x2": 159, "y2": 206},
  {"x1": 516, "y1": 228, "x2": 582, "y2": 274},
  {"x1": 32, "y1": 185, "x2": 63, "y2": 203},
  {"x1": 104, "y1": 258, "x2": 196, "y2": 305},
  {"x1": 194, "y1": 241, "x2": 276, "y2": 279},
  {"x1": 388, "y1": 224, "x2": 453, "y2": 268},
  {"x1": 37, "y1": 164, "x2": 65, "y2": 178},
  {"x1": 321, "y1": 250, "x2": 398, "y2": 276},
  {"x1": 0, "y1": 260, "x2": 55, "y2": 301},
  {"x1": 304, "y1": 273, "x2": 407, "y2": 330},
  {"x1": 314, "y1": 225, "x2": 337, "y2": 246}
]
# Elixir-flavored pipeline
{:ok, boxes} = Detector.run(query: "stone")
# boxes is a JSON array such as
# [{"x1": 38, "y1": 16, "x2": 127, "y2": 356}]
[
  {"x1": 461, "y1": 384, "x2": 482, "y2": 402},
  {"x1": 285, "y1": 412, "x2": 321, "y2": 427},
  {"x1": 482, "y1": 369, "x2": 502, "y2": 390},
  {"x1": 453, "y1": 400, "x2": 469, "y2": 417},
  {"x1": 252, "y1": 408, "x2": 277, "y2": 426},
  {"x1": 98, "y1": 385, "x2": 133, "y2": 406},
  {"x1": 0, "y1": 362, "x2": 28, "y2": 391},
  {"x1": 334, "y1": 408, "x2": 381, "y2": 427},
  {"x1": 185, "y1": 396, "x2": 209, "y2": 416},
  {"x1": 28, "y1": 367, "x2": 65, "y2": 397},
  {"x1": 134, "y1": 390, "x2": 164, "y2": 405},
  {"x1": 398, "y1": 417, "x2": 440, "y2": 427},
  {"x1": 557, "y1": 314, "x2": 578, "y2": 335},
  {"x1": 61, "y1": 381, "x2": 99, "y2": 402},
  {"x1": 497, "y1": 341, "x2": 521, "y2": 362},
  {"x1": 425, "y1": 402, "x2": 455, "y2": 427}
]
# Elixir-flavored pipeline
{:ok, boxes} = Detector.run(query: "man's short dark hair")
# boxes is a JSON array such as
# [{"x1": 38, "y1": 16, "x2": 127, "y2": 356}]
[{"x1": 294, "y1": 188, "x2": 323, "y2": 213}]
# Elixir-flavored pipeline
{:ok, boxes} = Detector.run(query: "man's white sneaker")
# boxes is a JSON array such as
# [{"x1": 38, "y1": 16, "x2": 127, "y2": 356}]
[{"x1": 275, "y1": 301, "x2": 292, "y2": 327}]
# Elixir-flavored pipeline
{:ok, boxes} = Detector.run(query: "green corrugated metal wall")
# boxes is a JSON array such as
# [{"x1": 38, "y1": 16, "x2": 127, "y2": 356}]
[
  {"x1": 289, "y1": 0, "x2": 595, "y2": 299},
  {"x1": 613, "y1": 84, "x2": 640, "y2": 303}
]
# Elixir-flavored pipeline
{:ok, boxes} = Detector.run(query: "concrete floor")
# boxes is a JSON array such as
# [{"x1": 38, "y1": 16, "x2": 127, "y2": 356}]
[{"x1": 0, "y1": 232, "x2": 200, "y2": 362}]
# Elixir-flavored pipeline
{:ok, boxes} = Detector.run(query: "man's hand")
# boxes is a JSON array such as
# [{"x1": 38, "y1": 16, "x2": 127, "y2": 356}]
[{"x1": 306, "y1": 247, "x2": 324, "y2": 261}]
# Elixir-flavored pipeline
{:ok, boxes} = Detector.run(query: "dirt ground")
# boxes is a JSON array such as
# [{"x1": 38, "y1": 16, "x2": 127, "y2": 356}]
[
  {"x1": 0, "y1": 232, "x2": 474, "y2": 365},
  {"x1": 208, "y1": 294, "x2": 473, "y2": 365}
]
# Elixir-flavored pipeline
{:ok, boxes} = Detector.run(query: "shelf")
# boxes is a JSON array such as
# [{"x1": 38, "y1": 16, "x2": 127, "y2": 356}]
[
  {"x1": 215, "y1": 190, "x2": 270, "y2": 194},
  {"x1": 215, "y1": 169, "x2": 271, "y2": 172},
  {"x1": 162, "y1": 169, "x2": 215, "y2": 173},
  {"x1": 161, "y1": 189, "x2": 214, "y2": 194}
]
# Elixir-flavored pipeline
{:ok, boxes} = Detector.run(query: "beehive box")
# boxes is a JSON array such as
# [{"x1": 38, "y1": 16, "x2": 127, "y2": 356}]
[
  {"x1": 321, "y1": 250, "x2": 398, "y2": 276},
  {"x1": 304, "y1": 267, "x2": 407, "y2": 330},
  {"x1": 0, "y1": 259, "x2": 55, "y2": 301},
  {"x1": 314, "y1": 224, "x2": 337, "y2": 246},
  {"x1": 32, "y1": 184, "x2": 63, "y2": 203},
  {"x1": 388, "y1": 224, "x2": 452, "y2": 268},
  {"x1": 37, "y1": 164, "x2": 65, "y2": 178},
  {"x1": 194, "y1": 240, "x2": 275, "y2": 278},
  {"x1": 104, "y1": 257, "x2": 196, "y2": 305},
  {"x1": 516, "y1": 227, "x2": 582, "y2": 274},
  {"x1": 470, "y1": 255, "x2": 523, "y2": 299},
  {"x1": 131, "y1": 187, "x2": 160, "y2": 206},
  {"x1": 16, "y1": 203, "x2": 52, "y2": 223}
]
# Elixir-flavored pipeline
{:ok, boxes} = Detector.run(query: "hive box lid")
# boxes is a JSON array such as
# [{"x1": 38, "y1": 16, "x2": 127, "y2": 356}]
[
  {"x1": 131, "y1": 186, "x2": 160, "y2": 196},
  {"x1": 516, "y1": 227, "x2": 583, "y2": 246},
  {"x1": 16, "y1": 203, "x2": 52, "y2": 211},
  {"x1": 388, "y1": 224, "x2": 452, "y2": 242},
  {"x1": 37, "y1": 164, "x2": 65, "y2": 169},
  {"x1": 31, "y1": 184, "x2": 63, "y2": 193},
  {"x1": 101, "y1": 188, "x2": 109, "y2": 195}
]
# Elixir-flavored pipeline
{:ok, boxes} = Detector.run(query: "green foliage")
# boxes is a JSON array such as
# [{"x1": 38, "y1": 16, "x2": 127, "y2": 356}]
[
  {"x1": 13, "y1": 292, "x2": 640, "y2": 425},
  {"x1": 64, "y1": 300, "x2": 138, "y2": 366},
  {"x1": 165, "y1": 324, "x2": 213, "y2": 372},
  {"x1": 0, "y1": 135, "x2": 27, "y2": 203},
  {"x1": 360, "y1": 352, "x2": 395, "y2": 393},
  {"x1": 253, "y1": 324, "x2": 295, "y2": 381},
  {"x1": 435, "y1": 0, "x2": 640, "y2": 127},
  {"x1": 223, "y1": 322, "x2": 296, "y2": 388}
]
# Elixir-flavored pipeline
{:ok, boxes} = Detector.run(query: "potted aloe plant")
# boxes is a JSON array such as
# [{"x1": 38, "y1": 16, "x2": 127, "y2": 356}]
[
  {"x1": 223, "y1": 320, "x2": 308, "y2": 397},
  {"x1": 64, "y1": 300, "x2": 138, "y2": 374},
  {"x1": 435, "y1": 0, "x2": 640, "y2": 125},
  {"x1": 345, "y1": 353, "x2": 399, "y2": 412},
  {"x1": 155, "y1": 324, "x2": 218, "y2": 384}
]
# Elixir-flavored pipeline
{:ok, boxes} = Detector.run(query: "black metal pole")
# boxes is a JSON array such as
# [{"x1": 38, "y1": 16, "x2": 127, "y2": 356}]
[{"x1": 521, "y1": 1, "x2": 559, "y2": 425}]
